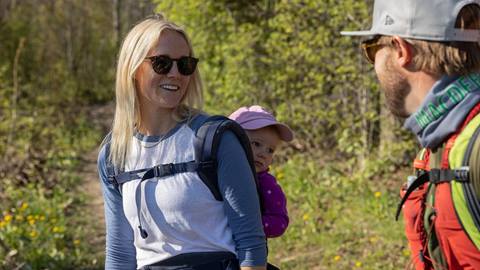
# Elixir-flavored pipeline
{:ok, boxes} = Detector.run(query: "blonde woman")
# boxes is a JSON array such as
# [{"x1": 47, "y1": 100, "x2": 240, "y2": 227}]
[{"x1": 97, "y1": 14, "x2": 267, "y2": 270}]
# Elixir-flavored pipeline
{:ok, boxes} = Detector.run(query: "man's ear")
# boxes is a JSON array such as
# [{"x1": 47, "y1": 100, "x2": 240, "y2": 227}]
[{"x1": 391, "y1": 36, "x2": 413, "y2": 67}]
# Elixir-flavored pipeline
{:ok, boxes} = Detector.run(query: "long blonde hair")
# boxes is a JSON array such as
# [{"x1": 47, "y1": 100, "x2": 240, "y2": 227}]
[{"x1": 109, "y1": 14, "x2": 203, "y2": 169}]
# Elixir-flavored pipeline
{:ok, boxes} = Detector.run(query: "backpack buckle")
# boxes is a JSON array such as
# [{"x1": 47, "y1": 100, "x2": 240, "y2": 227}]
[
  {"x1": 153, "y1": 163, "x2": 175, "y2": 178},
  {"x1": 453, "y1": 166, "x2": 470, "y2": 182},
  {"x1": 107, "y1": 175, "x2": 119, "y2": 186}
]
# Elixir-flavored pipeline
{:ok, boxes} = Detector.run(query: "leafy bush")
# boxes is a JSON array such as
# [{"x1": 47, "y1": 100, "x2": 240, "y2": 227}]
[
  {"x1": 1, "y1": 182, "x2": 76, "y2": 269},
  {"x1": 268, "y1": 154, "x2": 410, "y2": 269}
]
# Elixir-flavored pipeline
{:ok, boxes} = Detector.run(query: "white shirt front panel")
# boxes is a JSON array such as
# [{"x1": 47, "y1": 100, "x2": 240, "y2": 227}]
[{"x1": 121, "y1": 124, "x2": 235, "y2": 268}]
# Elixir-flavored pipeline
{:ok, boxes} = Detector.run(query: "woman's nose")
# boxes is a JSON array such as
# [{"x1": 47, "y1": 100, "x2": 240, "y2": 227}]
[{"x1": 167, "y1": 61, "x2": 181, "y2": 77}]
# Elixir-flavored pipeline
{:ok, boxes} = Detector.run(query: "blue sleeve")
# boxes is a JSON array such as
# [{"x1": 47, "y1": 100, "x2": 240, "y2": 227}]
[
  {"x1": 97, "y1": 144, "x2": 137, "y2": 270},
  {"x1": 217, "y1": 131, "x2": 267, "y2": 267}
]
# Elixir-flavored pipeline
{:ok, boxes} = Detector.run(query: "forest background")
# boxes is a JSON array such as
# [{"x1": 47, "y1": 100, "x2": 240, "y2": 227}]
[{"x1": 0, "y1": 0, "x2": 419, "y2": 269}]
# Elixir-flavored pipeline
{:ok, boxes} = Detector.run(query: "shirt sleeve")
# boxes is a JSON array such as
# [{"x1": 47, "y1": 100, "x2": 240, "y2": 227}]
[
  {"x1": 97, "y1": 143, "x2": 137, "y2": 270},
  {"x1": 217, "y1": 131, "x2": 267, "y2": 267},
  {"x1": 258, "y1": 173, "x2": 289, "y2": 238}
]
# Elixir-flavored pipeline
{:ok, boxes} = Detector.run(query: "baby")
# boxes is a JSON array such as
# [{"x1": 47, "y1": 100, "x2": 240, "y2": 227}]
[{"x1": 229, "y1": 105, "x2": 293, "y2": 238}]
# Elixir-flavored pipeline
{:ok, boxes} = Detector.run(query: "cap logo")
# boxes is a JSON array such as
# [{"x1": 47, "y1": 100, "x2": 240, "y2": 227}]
[{"x1": 385, "y1": 15, "x2": 395, "y2": 26}]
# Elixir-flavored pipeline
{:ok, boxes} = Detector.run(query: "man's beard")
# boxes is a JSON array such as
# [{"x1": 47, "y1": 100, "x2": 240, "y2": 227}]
[{"x1": 378, "y1": 55, "x2": 411, "y2": 118}]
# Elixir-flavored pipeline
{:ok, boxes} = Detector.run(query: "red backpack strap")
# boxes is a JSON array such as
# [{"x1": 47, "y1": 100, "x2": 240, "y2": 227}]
[
  {"x1": 414, "y1": 149, "x2": 431, "y2": 172},
  {"x1": 397, "y1": 103, "x2": 480, "y2": 220},
  {"x1": 400, "y1": 102, "x2": 480, "y2": 270}
]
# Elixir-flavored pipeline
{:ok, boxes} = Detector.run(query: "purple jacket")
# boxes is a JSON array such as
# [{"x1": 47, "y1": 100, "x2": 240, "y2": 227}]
[{"x1": 257, "y1": 171, "x2": 289, "y2": 238}]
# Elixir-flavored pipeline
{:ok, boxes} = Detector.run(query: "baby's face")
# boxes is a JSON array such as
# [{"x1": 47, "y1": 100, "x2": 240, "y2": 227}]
[{"x1": 246, "y1": 126, "x2": 281, "y2": 173}]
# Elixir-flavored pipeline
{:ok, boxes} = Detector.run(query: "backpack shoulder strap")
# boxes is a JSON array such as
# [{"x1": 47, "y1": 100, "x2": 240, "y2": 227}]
[
  {"x1": 446, "y1": 104, "x2": 480, "y2": 249},
  {"x1": 101, "y1": 132, "x2": 120, "y2": 187},
  {"x1": 466, "y1": 123, "x2": 480, "y2": 200},
  {"x1": 191, "y1": 114, "x2": 258, "y2": 201},
  {"x1": 458, "y1": 114, "x2": 480, "y2": 244},
  {"x1": 105, "y1": 114, "x2": 258, "y2": 202},
  {"x1": 396, "y1": 104, "x2": 480, "y2": 220}
]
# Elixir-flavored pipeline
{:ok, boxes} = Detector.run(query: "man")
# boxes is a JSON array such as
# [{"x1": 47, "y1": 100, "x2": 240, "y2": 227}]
[{"x1": 341, "y1": 1, "x2": 480, "y2": 269}]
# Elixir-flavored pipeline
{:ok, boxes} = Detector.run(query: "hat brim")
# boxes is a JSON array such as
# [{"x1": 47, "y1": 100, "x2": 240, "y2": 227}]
[
  {"x1": 242, "y1": 121, "x2": 294, "y2": 142},
  {"x1": 340, "y1": 30, "x2": 376, "y2": 37}
]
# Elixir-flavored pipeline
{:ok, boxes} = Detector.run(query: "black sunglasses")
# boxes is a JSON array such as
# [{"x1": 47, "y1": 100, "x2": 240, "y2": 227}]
[{"x1": 145, "y1": 55, "x2": 199, "y2": 76}]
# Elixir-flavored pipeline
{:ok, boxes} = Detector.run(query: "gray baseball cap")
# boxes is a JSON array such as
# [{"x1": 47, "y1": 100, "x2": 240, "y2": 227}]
[{"x1": 341, "y1": 0, "x2": 480, "y2": 42}]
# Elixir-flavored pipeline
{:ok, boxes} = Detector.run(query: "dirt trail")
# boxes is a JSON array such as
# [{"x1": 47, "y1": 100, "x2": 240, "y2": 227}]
[{"x1": 79, "y1": 103, "x2": 114, "y2": 259}]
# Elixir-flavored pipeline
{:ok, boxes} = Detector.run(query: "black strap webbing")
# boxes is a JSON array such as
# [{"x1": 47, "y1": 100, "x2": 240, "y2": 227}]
[
  {"x1": 108, "y1": 161, "x2": 202, "y2": 186},
  {"x1": 428, "y1": 168, "x2": 470, "y2": 184},
  {"x1": 395, "y1": 168, "x2": 470, "y2": 220},
  {"x1": 141, "y1": 161, "x2": 199, "y2": 181}
]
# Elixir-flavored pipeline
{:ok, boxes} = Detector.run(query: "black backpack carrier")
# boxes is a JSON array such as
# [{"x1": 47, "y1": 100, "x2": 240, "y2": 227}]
[
  {"x1": 104, "y1": 115, "x2": 278, "y2": 270},
  {"x1": 105, "y1": 115, "x2": 259, "y2": 237}
]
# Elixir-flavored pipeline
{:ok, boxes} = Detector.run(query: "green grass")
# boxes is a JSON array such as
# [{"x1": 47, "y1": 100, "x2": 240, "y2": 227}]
[
  {"x1": 0, "y1": 115, "x2": 104, "y2": 269},
  {"x1": 1, "y1": 138, "x2": 414, "y2": 269},
  {"x1": 267, "y1": 154, "x2": 411, "y2": 269}
]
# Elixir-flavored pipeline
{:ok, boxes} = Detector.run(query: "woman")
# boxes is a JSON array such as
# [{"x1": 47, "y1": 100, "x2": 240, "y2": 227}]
[{"x1": 97, "y1": 14, "x2": 267, "y2": 270}]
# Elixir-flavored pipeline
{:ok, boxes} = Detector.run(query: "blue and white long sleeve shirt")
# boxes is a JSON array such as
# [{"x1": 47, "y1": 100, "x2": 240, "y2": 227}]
[{"x1": 97, "y1": 115, "x2": 267, "y2": 269}]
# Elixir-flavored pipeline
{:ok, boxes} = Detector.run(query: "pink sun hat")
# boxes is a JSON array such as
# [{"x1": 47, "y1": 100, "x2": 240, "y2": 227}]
[{"x1": 229, "y1": 105, "x2": 294, "y2": 142}]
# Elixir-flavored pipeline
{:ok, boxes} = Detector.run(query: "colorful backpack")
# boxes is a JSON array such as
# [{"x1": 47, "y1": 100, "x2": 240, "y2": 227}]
[{"x1": 396, "y1": 104, "x2": 480, "y2": 270}]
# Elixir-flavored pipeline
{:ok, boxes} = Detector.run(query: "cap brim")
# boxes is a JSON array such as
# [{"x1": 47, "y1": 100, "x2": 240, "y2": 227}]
[
  {"x1": 243, "y1": 121, "x2": 294, "y2": 142},
  {"x1": 275, "y1": 124, "x2": 294, "y2": 142},
  {"x1": 340, "y1": 30, "x2": 376, "y2": 37}
]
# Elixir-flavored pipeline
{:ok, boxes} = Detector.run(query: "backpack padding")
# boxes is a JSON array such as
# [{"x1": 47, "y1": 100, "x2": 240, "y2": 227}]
[
  {"x1": 462, "y1": 121, "x2": 480, "y2": 235},
  {"x1": 450, "y1": 114, "x2": 480, "y2": 249},
  {"x1": 194, "y1": 116, "x2": 258, "y2": 202},
  {"x1": 470, "y1": 132, "x2": 480, "y2": 201},
  {"x1": 194, "y1": 119, "x2": 225, "y2": 201},
  {"x1": 102, "y1": 132, "x2": 121, "y2": 189}
]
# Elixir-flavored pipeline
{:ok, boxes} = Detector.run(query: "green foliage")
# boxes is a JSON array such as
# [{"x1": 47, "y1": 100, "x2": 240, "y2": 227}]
[
  {"x1": 156, "y1": 0, "x2": 387, "y2": 158},
  {"x1": 0, "y1": 0, "x2": 421, "y2": 268},
  {"x1": 0, "y1": 112, "x2": 101, "y2": 269},
  {"x1": 155, "y1": 1, "x2": 418, "y2": 268},
  {"x1": 0, "y1": 1, "x2": 117, "y2": 106},
  {"x1": 0, "y1": 2, "x2": 110, "y2": 267},
  {"x1": 0, "y1": 182, "x2": 82, "y2": 269},
  {"x1": 268, "y1": 155, "x2": 410, "y2": 269}
]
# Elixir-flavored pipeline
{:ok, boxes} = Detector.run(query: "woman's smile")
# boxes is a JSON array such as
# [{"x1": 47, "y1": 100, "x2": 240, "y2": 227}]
[{"x1": 160, "y1": 83, "x2": 180, "y2": 91}]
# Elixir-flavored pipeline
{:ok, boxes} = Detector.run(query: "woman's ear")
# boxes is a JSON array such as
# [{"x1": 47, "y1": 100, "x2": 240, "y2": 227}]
[{"x1": 391, "y1": 36, "x2": 414, "y2": 67}]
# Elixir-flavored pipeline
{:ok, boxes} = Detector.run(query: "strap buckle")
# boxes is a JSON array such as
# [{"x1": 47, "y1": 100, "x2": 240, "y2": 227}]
[
  {"x1": 107, "y1": 175, "x2": 119, "y2": 186},
  {"x1": 453, "y1": 166, "x2": 470, "y2": 182},
  {"x1": 153, "y1": 163, "x2": 175, "y2": 178},
  {"x1": 428, "y1": 167, "x2": 470, "y2": 184}
]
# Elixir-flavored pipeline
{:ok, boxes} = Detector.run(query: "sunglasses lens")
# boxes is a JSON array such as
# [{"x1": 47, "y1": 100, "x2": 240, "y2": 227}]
[
  {"x1": 361, "y1": 38, "x2": 380, "y2": 64},
  {"x1": 177, "y1": 56, "x2": 198, "y2": 76},
  {"x1": 152, "y1": 56, "x2": 172, "y2": 74},
  {"x1": 366, "y1": 47, "x2": 376, "y2": 64}
]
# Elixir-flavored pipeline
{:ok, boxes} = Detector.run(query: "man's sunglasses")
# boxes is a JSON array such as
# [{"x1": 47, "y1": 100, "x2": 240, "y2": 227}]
[
  {"x1": 145, "y1": 55, "x2": 199, "y2": 76},
  {"x1": 361, "y1": 37, "x2": 384, "y2": 64}
]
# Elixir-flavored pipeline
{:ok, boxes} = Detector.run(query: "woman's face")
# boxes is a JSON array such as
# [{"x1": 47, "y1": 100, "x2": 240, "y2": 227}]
[{"x1": 135, "y1": 30, "x2": 192, "y2": 112}]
